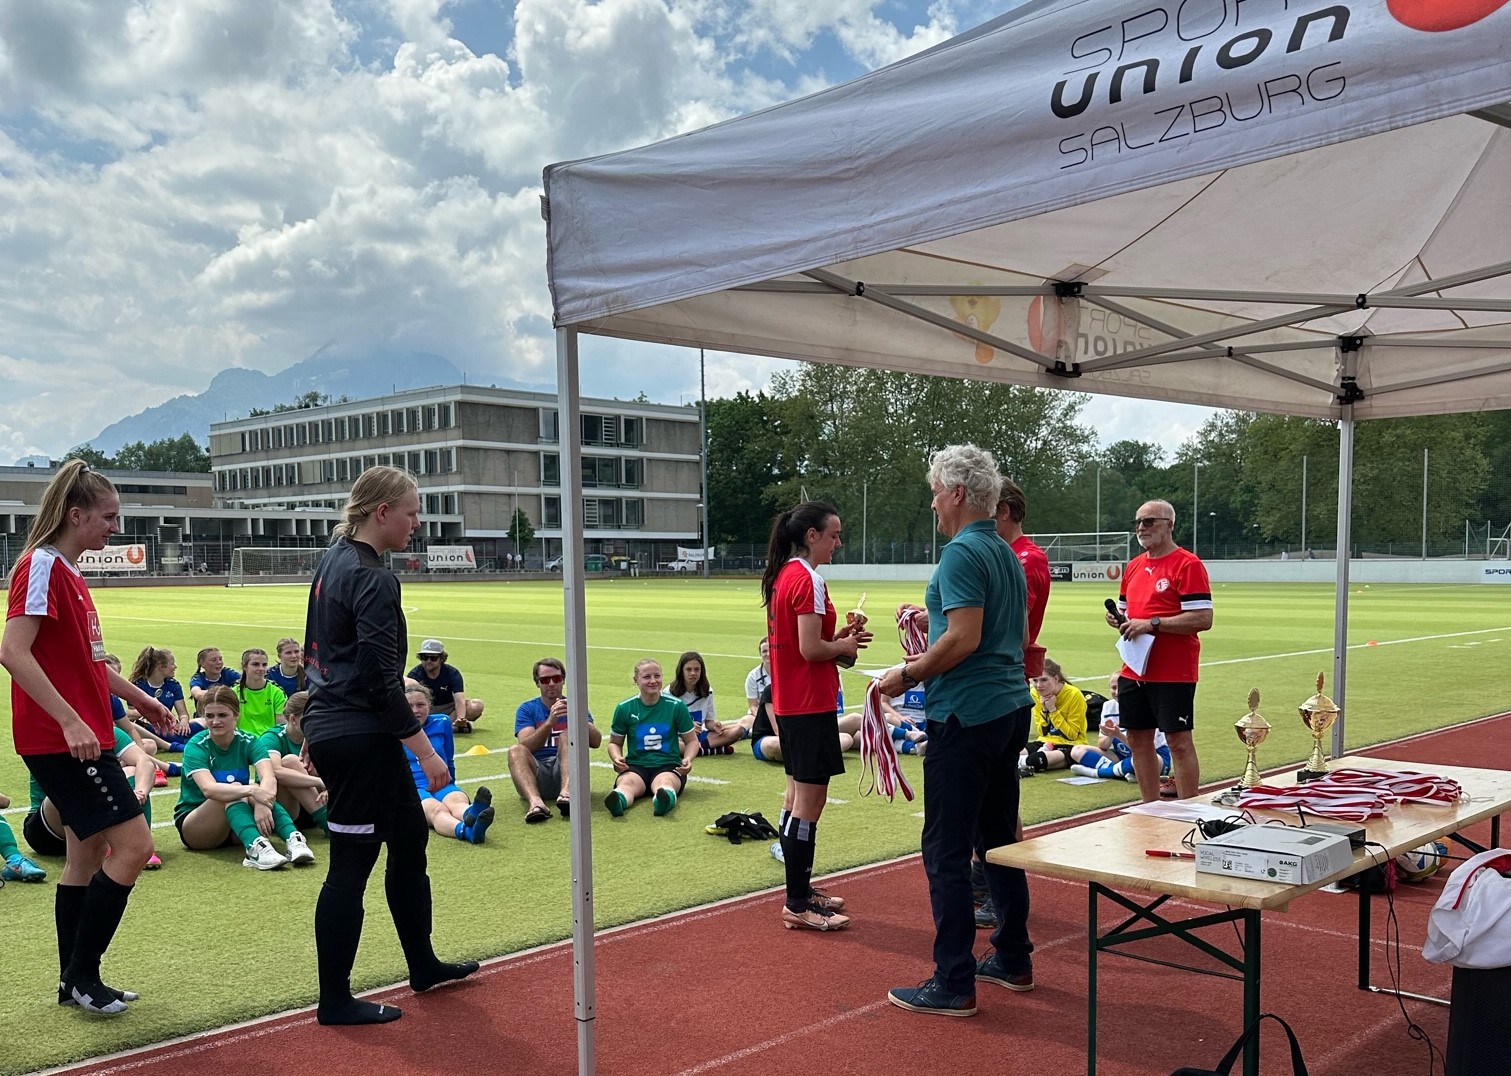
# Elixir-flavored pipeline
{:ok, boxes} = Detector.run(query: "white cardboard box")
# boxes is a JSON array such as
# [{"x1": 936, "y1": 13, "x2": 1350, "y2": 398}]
[{"x1": 1195, "y1": 825, "x2": 1353, "y2": 885}]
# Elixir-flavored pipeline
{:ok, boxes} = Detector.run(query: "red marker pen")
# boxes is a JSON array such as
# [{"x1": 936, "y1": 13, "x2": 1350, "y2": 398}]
[{"x1": 1145, "y1": 849, "x2": 1196, "y2": 860}]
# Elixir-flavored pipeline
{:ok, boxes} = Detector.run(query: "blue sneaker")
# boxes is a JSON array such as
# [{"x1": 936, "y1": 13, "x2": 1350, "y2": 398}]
[
  {"x1": 2, "y1": 853, "x2": 46, "y2": 882},
  {"x1": 975, "y1": 952, "x2": 1034, "y2": 992},
  {"x1": 887, "y1": 978, "x2": 977, "y2": 1017}
]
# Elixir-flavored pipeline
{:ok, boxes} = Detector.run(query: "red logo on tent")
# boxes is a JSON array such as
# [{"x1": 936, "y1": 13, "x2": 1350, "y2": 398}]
[
  {"x1": 1388, "y1": 0, "x2": 1508, "y2": 31},
  {"x1": 1026, "y1": 295, "x2": 1061, "y2": 356}
]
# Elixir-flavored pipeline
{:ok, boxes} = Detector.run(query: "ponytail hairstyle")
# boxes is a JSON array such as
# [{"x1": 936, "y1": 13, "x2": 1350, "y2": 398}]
[
  {"x1": 23, "y1": 459, "x2": 118, "y2": 555},
  {"x1": 129, "y1": 646, "x2": 168, "y2": 684},
  {"x1": 760, "y1": 501, "x2": 838, "y2": 607},
  {"x1": 200, "y1": 684, "x2": 240, "y2": 716},
  {"x1": 332, "y1": 464, "x2": 417, "y2": 543},
  {"x1": 195, "y1": 647, "x2": 221, "y2": 677},
  {"x1": 670, "y1": 650, "x2": 711, "y2": 700},
  {"x1": 283, "y1": 690, "x2": 310, "y2": 723},
  {"x1": 275, "y1": 636, "x2": 307, "y2": 690}
]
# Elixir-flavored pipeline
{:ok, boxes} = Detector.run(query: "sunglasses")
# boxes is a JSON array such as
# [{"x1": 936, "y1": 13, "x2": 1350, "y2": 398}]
[
  {"x1": 1133, "y1": 516, "x2": 1172, "y2": 528},
  {"x1": 535, "y1": 673, "x2": 565, "y2": 685},
  {"x1": 418, "y1": 654, "x2": 442, "y2": 661}
]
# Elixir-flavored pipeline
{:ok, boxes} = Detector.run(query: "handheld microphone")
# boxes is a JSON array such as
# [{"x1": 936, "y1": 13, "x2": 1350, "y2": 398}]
[{"x1": 1104, "y1": 598, "x2": 1126, "y2": 626}]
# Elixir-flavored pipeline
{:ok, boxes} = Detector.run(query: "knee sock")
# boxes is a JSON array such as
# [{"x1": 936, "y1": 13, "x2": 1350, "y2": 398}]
[
  {"x1": 55, "y1": 883, "x2": 87, "y2": 981},
  {"x1": 64, "y1": 870, "x2": 133, "y2": 987},
  {"x1": 0, "y1": 818, "x2": 21, "y2": 860},
  {"x1": 224, "y1": 801, "x2": 264, "y2": 849},
  {"x1": 780, "y1": 815, "x2": 817, "y2": 911},
  {"x1": 312, "y1": 804, "x2": 330, "y2": 832},
  {"x1": 1111, "y1": 757, "x2": 1135, "y2": 779},
  {"x1": 315, "y1": 839, "x2": 380, "y2": 1014},
  {"x1": 385, "y1": 849, "x2": 478, "y2": 991},
  {"x1": 271, "y1": 802, "x2": 298, "y2": 841}
]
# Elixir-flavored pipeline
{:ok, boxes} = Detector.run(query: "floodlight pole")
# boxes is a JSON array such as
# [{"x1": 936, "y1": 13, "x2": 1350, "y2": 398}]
[
  {"x1": 1192, "y1": 462, "x2": 1201, "y2": 555},
  {"x1": 1421, "y1": 448, "x2": 1429, "y2": 560}
]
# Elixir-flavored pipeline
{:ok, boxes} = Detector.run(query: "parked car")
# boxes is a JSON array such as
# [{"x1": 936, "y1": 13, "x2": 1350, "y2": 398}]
[
  {"x1": 660, "y1": 559, "x2": 698, "y2": 573},
  {"x1": 545, "y1": 555, "x2": 563, "y2": 571}
]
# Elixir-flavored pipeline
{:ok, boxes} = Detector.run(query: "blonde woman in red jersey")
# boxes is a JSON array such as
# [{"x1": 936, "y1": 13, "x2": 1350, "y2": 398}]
[
  {"x1": 761, "y1": 501, "x2": 872, "y2": 931},
  {"x1": 1, "y1": 461, "x2": 172, "y2": 1014}
]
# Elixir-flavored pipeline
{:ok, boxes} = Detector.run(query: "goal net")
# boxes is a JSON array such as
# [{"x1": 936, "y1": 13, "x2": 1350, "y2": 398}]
[
  {"x1": 227, "y1": 547, "x2": 329, "y2": 586},
  {"x1": 1025, "y1": 531, "x2": 1132, "y2": 563}
]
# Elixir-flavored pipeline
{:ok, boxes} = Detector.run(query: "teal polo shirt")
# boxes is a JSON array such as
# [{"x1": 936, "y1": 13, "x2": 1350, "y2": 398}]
[{"x1": 922, "y1": 518, "x2": 1032, "y2": 726}]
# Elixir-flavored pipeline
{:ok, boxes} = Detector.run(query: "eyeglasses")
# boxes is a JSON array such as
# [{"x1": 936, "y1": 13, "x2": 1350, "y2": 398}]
[
  {"x1": 535, "y1": 674, "x2": 565, "y2": 685},
  {"x1": 418, "y1": 654, "x2": 442, "y2": 661},
  {"x1": 1133, "y1": 516, "x2": 1173, "y2": 528}
]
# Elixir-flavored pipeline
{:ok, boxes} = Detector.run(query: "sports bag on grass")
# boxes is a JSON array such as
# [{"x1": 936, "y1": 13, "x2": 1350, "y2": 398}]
[
  {"x1": 1170, "y1": 1013, "x2": 1309, "y2": 1076},
  {"x1": 1423, "y1": 849, "x2": 1511, "y2": 968}
]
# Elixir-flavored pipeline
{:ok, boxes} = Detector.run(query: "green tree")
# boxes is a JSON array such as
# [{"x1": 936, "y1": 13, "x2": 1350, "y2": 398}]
[
  {"x1": 113, "y1": 434, "x2": 211, "y2": 472},
  {"x1": 507, "y1": 507, "x2": 535, "y2": 553},
  {"x1": 64, "y1": 444, "x2": 113, "y2": 468},
  {"x1": 705, "y1": 391, "x2": 801, "y2": 544}
]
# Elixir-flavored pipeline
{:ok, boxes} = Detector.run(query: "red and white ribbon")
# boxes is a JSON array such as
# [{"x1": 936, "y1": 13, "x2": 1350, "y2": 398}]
[
  {"x1": 897, "y1": 606, "x2": 928, "y2": 658},
  {"x1": 1236, "y1": 783, "x2": 1391, "y2": 821},
  {"x1": 1316, "y1": 768, "x2": 1465, "y2": 806},
  {"x1": 858, "y1": 679, "x2": 914, "y2": 802}
]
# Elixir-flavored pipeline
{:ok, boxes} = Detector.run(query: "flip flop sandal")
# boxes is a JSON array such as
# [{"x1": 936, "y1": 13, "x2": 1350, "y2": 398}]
[
  {"x1": 524, "y1": 804, "x2": 551, "y2": 824},
  {"x1": 555, "y1": 797, "x2": 571, "y2": 818}
]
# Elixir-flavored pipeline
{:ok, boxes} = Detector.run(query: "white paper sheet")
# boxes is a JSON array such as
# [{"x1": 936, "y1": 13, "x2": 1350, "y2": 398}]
[{"x1": 1115, "y1": 634, "x2": 1154, "y2": 676}]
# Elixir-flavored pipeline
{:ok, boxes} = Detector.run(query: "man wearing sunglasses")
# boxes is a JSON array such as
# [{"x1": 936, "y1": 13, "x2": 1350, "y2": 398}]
[
  {"x1": 508, "y1": 658, "x2": 600, "y2": 822},
  {"x1": 1104, "y1": 500, "x2": 1213, "y2": 802},
  {"x1": 407, "y1": 639, "x2": 485, "y2": 734}
]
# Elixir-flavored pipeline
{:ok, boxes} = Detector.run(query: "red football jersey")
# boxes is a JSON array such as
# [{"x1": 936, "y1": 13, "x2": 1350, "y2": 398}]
[
  {"x1": 1117, "y1": 546, "x2": 1212, "y2": 682},
  {"x1": 1011, "y1": 534, "x2": 1051, "y2": 678},
  {"x1": 8, "y1": 546, "x2": 114, "y2": 755},
  {"x1": 767, "y1": 558, "x2": 839, "y2": 716}
]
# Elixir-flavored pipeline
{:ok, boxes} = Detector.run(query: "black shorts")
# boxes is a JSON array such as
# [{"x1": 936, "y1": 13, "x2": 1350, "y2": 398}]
[
  {"x1": 307, "y1": 732, "x2": 424, "y2": 843},
  {"x1": 1117, "y1": 678, "x2": 1198, "y2": 735},
  {"x1": 22, "y1": 751, "x2": 145, "y2": 841},
  {"x1": 774, "y1": 710, "x2": 845, "y2": 785},
  {"x1": 22, "y1": 809, "x2": 66, "y2": 857},
  {"x1": 173, "y1": 810, "x2": 238, "y2": 849},
  {"x1": 622, "y1": 763, "x2": 686, "y2": 793}
]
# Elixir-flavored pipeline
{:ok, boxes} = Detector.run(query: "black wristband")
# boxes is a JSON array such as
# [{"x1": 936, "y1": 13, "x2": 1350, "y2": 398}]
[{"x1": 900, "y1": 665, "x2": 919, "y2": 688}]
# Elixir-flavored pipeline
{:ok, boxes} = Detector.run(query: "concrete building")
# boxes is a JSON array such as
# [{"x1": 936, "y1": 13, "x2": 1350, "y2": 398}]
[{"x1": 206, "y1": 385, "x2": 703, "y2": 567}]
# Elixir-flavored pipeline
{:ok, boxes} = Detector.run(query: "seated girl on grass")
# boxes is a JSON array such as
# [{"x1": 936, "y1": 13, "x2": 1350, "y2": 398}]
[
  {"x1": 402, "y1": 684, "x2": 494, "y2": 844},
  {"x1": 174, "y1": 685, "x2": 314, "y2": 871},
  {"x1": 234, "y1": 648, "x2": 287, "y2": 737},
  {"x1": 255, "y1": 691, "x2": 329, "y2": 835},
  {"x1": 131, "y1": 645, "x2": 194, "y2": 751},
  {"x1": 188, "y1": 647, "x2": 241, "y2": 715},
  {"x1": 671, "y1": 650, "x2": 745, "y2": 755}
]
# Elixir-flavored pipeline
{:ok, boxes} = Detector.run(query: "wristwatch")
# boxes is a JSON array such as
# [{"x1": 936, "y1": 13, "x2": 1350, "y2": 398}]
[
  {"x1": 1150, "y1": 617, "x2": 1162, "y2": 632},
  {"x1": 900, "y1": 664, "x2": 920, "y2": 688}
]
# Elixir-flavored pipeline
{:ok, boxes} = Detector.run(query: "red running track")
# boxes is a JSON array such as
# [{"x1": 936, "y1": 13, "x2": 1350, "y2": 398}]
[{"x1": 51, "y1": 715, "x2": 1508, "y2": 1076}]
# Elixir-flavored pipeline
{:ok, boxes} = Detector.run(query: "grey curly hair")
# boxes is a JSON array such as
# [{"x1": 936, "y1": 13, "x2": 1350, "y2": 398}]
[{"x1": 927, "y1": 444, "x2": 1003, "y2": 513}]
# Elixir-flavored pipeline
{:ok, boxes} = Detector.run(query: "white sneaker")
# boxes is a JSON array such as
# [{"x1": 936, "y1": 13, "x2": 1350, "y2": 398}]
[
  {"x1": 285, "y1": 831, "x2": 316, "y2": 866},
  {"x1": 242, "y1": 836, "x2": 288, "y2": 871}
]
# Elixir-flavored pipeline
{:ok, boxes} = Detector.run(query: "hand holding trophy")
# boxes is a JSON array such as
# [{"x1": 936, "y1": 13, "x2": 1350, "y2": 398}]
[{"x1": 837, "y1": 592, "x2": 869, "y2": 668}]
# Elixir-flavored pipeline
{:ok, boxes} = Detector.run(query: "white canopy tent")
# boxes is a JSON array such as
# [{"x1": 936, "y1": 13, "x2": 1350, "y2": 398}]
[{"x1": 542, "y1": 1, "x2": 1511, "y2": 1069}]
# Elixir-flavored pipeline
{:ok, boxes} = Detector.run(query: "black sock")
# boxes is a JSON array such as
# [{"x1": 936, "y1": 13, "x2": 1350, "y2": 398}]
[
  {"x1": 63, "y1": 871, "x2": 132, "y2": 987},
  {"x1": 781, "y1": 815, "x2": 817, "y2": 911},
  {"x1": 385, "y1": 848, "x2": 438, "y2": 977},
  {"x1": 315, "y1": 839, "x2": 379, "y2": 1011},
  {"x1": 411, "y1": 960, "x2": 480, "y2": 993},
  {"x1": 55, "y1": 883, "x2": 87, "y2": 982},
  {"x1": 317, "y1": 998, "x2": 403, "y2": 1026}
]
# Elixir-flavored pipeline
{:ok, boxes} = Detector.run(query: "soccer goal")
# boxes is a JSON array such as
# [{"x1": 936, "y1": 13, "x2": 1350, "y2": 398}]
[
  {"x1": 1026, "y1": 531, "x2": 1132, "y2": 563},
  {"x1": 227, "y1": 547, "x2": 329, "y2": 586}
]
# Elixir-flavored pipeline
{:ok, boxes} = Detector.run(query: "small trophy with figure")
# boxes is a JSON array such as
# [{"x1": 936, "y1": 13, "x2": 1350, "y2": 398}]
[
  {"x1": 837, "y1": 592, "x2": 867, "y2": 668},
  {"x1": 1297, "y1": 672, "x2": 1340, "y2": 783},
  {"x1": 1235, "y1": 688, "x2": 1271, "y2": 791}
]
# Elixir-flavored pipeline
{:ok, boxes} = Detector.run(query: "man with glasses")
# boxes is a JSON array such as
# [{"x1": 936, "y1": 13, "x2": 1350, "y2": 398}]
[
  {"x1": 508, "y1": 658, "x2": 600, "y2": 822},
  {"x1": 407, "y1": 639, "x2": 485, "y2": 733},
  {"x1": 1105, "y1": 500, "x2": 1213, "y2": 802}
]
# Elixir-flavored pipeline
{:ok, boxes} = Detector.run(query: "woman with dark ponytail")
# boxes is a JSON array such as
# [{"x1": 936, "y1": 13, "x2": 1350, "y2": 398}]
[{"x1": 762, "y1": 501, "x2": 872, "y2": 931}]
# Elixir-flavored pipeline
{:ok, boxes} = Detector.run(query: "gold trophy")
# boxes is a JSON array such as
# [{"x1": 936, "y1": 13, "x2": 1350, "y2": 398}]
[
  {"x1": 1235, "y1": 688, "x2": 1271, "y2": 791},
  {"x1": 1296, "y1": 672, "x2": 1340, "y2": 783},
  {"x1": 838, "y1": 592, "x2": 867, "y2": 669}
]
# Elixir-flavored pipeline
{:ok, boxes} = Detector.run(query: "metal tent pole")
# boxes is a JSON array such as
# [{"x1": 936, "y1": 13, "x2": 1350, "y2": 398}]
[
  {"x1": 556, "y1": 328, "x2": 597, "y2": 1076},
  {"x1": 1332, "y1": 405, "x2": 1356, "y2": 759}
]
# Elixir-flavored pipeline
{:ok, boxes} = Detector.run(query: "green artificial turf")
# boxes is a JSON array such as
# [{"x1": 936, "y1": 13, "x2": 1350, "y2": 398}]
[{"x1": 0, "y1": 579, "x2": 1506, "y2": 1073}]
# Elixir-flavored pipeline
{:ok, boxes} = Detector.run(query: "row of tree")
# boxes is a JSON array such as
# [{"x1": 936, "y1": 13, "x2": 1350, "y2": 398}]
[
  {"x1": 65, "y1": 434, "x2": 211, "y2": 473},
  {"x1": 707, "y1": 365, "x2": 1510, "y2": 557}
]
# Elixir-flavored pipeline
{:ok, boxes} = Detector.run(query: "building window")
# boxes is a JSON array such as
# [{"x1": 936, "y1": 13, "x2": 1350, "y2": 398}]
[
  {"x1": 442, "y1": 447, "x2": 456, "y2": 473},
  {"x1": 622, "y1": 458, "x2": 642, "y2": 488},
  {"x1": 624, "y1": 498, "x2": 644, "y2": 527},
  {"x1": 379, "y1": 411, "x2": 391, "y2": 436},
  {"x1": 424, "y1": 449, "x2": 440, "y2": 474},
  {"x1": 239, "y1": 432, "x2": 247, "y2": 453},
  {"x1": 444, "y1": 493, "x2": 458, "y2": 514},
  {"x1": 298, "y1": 424, "x2": 308, "y2": 446},
  {"x1": 621, "y1": 416, "x2": 643, "y2": 447},
  {"x1": 582, "y1": 456, "x2": 618, "y2": 488},
  {"x1": 425, "y1": 494, "x2": 442, "y2": 515},
  {"x1": 539, "y1": 409, "x2": 558, "y2": 443},
  {"x1": 543, "y1": 496, "x2": 560, "y2": 528},
  {"x1": 337, "y1": 458, "x2": 349, "y2": 482},
  {"x1": 541, "y1": 453, "x2": 559, "y2": 487},
  {"x1": 322, "y1": 419, "x2": 334, "y2": 442},
  {"x1": 440, "y1": 402, "x2": 454, "y2": 428},
  {"x1": 408, "y1": 407, "x2": 422, "y2": 433},
  {"x1": 581, "y1": 414, "x2": 602, "y2": 445},
  {"x1": 408, "y1": 451, "x2": 422, "y2": 475}
]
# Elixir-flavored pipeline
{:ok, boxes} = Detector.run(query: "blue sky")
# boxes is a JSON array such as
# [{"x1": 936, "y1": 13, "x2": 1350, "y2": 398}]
[{"x1": 0, "y1": 0, "x2": 1214, "y2": 461}]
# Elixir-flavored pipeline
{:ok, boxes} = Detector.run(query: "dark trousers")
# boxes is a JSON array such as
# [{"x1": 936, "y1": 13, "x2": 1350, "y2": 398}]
[{"x1": 921, "y1": 707, "x2": 1034, "y2": 994}]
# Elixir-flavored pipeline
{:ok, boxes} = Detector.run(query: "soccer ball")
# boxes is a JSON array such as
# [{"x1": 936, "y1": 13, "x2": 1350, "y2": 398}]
[{"x1": 1394, "y1": 841, "x2": 1448, "y2": 883}]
